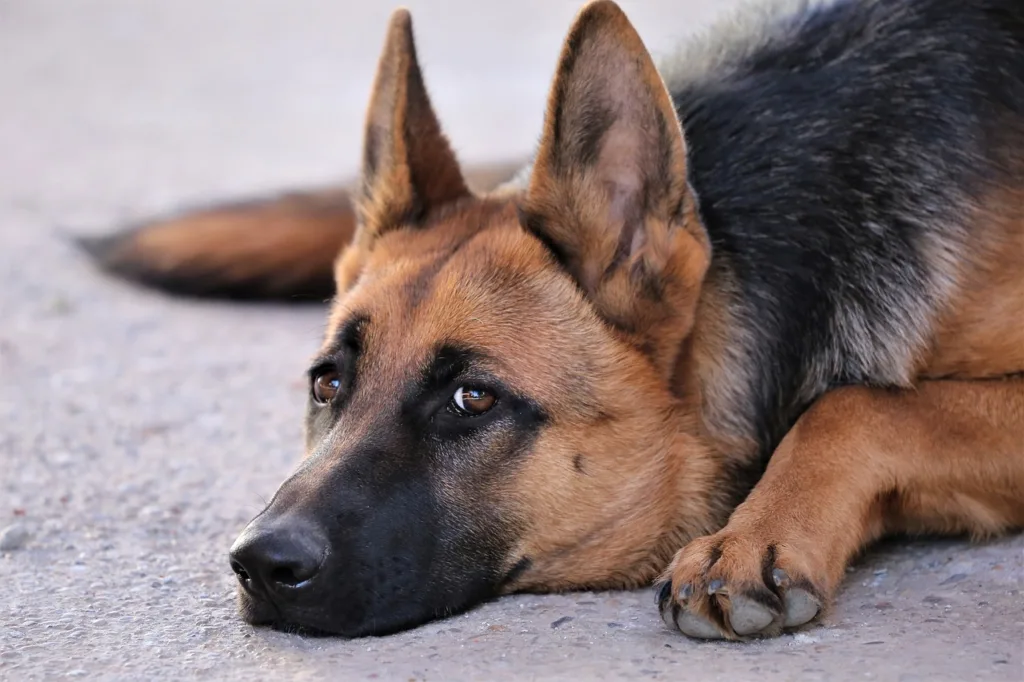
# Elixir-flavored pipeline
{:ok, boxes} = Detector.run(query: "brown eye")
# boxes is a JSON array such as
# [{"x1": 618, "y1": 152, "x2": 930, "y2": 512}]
[
  {"x1": 312, "y1": 370, "x2": 341, "y2": 404},
  {"x1": 450, "y1": 386, "x2": 496, "y2": 416}
]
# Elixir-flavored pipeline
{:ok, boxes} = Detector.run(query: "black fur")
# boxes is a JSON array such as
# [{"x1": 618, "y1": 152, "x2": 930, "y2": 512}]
[
  {"x1": 236, "y1": 335, "x2": 547, "y2": 636},
  {"x1": 671, "y1": 0, "x2": 1024, "y2": 461},
  {"x1": 85, "y1": 0, "x2": 1024, "y2": 638}
]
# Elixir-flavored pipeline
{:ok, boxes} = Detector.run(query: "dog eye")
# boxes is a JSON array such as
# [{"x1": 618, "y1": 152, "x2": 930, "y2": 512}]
[
  {"x1": 312, "y1": 370, "x2": 341, "y2": 404},
  {"x1": 449, "y1": 386, "x2": 496, "y2": 416}
]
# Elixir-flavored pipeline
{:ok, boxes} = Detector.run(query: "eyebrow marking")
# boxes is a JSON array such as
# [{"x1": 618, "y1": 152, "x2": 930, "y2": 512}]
[
  {"x1": 325, "y1": 314, "x2": 369, "y2": 359},
  {"x1": 397, "y1": 344, "x2": 490, "y2": 419},
  {"x1": 308, "y1": 315, "x2": 369, "y2": 408},
  {"x1": 420, "y1": 344, "x2": 481, "y2": 392}
]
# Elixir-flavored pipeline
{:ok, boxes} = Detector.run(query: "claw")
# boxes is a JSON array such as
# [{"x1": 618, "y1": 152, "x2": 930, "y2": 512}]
[
  {"x1": 707, "y1": 579, "x2": 725, "y2": 595},
  {"x1": 654, "y1": 580, "x2": 672, "y2": 605},
  {"x1": 660, "y1": 599, "x2": 678, "y2": 629}
]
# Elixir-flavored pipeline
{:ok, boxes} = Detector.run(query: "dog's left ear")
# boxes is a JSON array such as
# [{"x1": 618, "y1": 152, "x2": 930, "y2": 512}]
[{"x1": 521, "y1": 0, "x2": 710, "y2": 375}]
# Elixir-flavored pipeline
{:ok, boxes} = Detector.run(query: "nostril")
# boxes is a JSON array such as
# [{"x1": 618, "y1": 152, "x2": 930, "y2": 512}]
[
  {"x1": 269, "y1": 556, "x2": 320, "y2": 587},
  {"x1": 270, "y1": 566, "x2": 304, "y2": 587},
  {"x1": 231, "y1": 560, "x2": 251, "y2": 583}
]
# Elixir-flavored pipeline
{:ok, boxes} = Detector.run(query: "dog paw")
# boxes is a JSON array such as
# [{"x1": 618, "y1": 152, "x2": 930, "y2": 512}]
[{"x1": 656, "y1": 531, "x2": 826, "y2": 640}]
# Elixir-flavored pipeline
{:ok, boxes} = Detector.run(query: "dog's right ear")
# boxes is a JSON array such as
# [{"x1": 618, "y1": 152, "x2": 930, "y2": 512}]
[
  {"x1": 355, "y1": 9, "x2": 470, "y2": 245},
  {"x1": 521, "y1": 0, "x2": 710, "y2": 376}
]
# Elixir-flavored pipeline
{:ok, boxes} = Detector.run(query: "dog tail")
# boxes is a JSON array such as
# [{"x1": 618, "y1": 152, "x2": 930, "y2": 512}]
[
  {"x1": 78, "y1": 161, "x2": 525, "y2": 301},
  {"x1": 77, "y1": 187, "x2": 358, "y2": 302}
]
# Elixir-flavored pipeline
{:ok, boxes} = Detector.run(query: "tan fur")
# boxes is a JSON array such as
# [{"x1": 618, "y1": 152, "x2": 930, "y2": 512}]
[
  {"x1": 91, "y1": 188, "x2": 357, "y2": 299},
  {"x1": 356, "y1": 9, "x2": 469, "y2": 240},
  {"x1": 660, "y1": 182, "x2": 1024, "y2": 640},
  {"x1": 667, "y1": 379, "x2": 1024, "y2": 638},
  {"x1": 926, "y1": 184, "x2": 1024, "y2": 379},
  {"x1": 85, "y1": 164, "x2": 522, "y2": 301},
  {"x1": 324, "y1": 193, "x2": 726, "y2": 591},
  {"x1": 96, "y1": 0, "x2": 1024, "y2": 639},
  {"x1": 522, "y1": 0, "x2": 710, "y2": 378},
  {"x1": 127, "y1": 190, "x2": 352, "y2": 272},
  {"x1": 317, "y1": 2, "x2": 1024, "y2": 621},
  {"x1": 310, "y1": 3, "x2": 728, "y2": 594},
  {"x1": 674, "y1": 265, "x2": 762, "y2": 457}
]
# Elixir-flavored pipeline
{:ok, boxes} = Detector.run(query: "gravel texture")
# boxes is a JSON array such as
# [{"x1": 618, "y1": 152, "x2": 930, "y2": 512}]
[{"x1": 1, "y1": 1, "x2": 1022, "y2": 680}]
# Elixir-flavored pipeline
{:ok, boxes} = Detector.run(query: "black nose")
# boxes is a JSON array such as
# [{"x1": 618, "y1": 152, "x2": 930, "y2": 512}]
[{"x1": 229, "y1": 521, "x2": 327, "y2": 596}]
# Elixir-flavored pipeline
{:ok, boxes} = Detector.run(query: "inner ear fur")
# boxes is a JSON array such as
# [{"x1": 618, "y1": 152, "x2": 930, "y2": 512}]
[
  {"x1": 356, "y1": 9, "x2": 469, "y2": 243},
  {"x1": 521, "y1": 0, "x2": 710, "y2": 373}
]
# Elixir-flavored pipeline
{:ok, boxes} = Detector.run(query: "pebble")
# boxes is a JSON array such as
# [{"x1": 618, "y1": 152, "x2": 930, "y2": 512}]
[
  {"x1": 792, "y1": 633, "x2": 820, "y2": 645},
  {"x1": 0, "y1": 523, "x2": 30, "y2": 551}
]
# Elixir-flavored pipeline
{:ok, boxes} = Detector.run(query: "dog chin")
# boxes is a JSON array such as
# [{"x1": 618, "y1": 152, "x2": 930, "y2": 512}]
[
  {"x1": 235, "y1": 586, "x2": 463, "y2": 638},
  {"x1": 236, "y1": 589, "x2": 278, "y2": 626}
]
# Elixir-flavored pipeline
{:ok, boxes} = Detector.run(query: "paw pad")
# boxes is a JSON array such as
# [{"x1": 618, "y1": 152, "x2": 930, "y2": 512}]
[{"x1": 658, "y1": 535, "x2": 825, "y2": 640}]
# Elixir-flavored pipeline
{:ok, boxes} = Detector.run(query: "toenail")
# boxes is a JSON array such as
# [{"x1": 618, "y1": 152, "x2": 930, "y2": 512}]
[
  {"x1": 772, "y1": 568, "x2": 789, "y2": 587},
  {"x1": 679, "y1": 583, "x2": 693, "y2": 600},
  {"x1": 655, "y1": 581, "x2": 672, "y2": 605},
  {"x1": 708, "y1": 579, "x2": 724, "y2": 595}
]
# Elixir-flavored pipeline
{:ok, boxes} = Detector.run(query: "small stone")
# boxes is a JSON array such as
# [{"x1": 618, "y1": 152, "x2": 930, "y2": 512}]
[
  {"x1": 939, "y1": 572, "x2": 968, "y2": 585},
  {"x1": 48, "y1": 296, "x2": 75, "y2": 315},
  {"x1": 50, "y1": 452, "x2": 74, "y2": 467},
  {"x1": 0, "y1": 523, "x2": 30, "y2": 551},
  {"x1": 139, "y1": 505, "x2": 163, "y2": 520}
]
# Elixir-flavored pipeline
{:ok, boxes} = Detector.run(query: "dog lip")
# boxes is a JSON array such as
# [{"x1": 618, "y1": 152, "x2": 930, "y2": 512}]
[{"x1": 236, "y1": 584, "x2": 281, "y2": 626}]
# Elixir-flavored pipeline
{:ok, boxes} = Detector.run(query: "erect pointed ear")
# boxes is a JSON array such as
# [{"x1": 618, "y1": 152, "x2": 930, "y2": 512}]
[
  {"x1": 520, "y1": 0, "x2": 710, "y2": 374},
  {"x1": 356, "y1": 9, "x2": 469, "y2": 242}
]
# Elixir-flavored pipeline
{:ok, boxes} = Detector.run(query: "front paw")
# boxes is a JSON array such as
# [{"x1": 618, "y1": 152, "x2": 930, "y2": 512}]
[{"x1": 656, "y1": 530, "x2": 828, "y2": 640}]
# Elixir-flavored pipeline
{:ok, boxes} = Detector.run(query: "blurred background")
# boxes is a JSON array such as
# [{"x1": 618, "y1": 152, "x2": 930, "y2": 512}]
[{"x1": 2, "y1": 0, "x2": 737, "y2": 225}]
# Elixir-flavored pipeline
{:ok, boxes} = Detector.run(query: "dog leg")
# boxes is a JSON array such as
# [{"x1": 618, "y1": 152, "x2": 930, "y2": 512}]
[{"x1": 658, "y1": 379, "x2": 1024, "y2": 639}]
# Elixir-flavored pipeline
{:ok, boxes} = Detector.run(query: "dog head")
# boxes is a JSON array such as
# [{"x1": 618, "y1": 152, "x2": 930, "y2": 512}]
[{"x1": 229, "y1": 0, "x2": 721, "y2": 636}]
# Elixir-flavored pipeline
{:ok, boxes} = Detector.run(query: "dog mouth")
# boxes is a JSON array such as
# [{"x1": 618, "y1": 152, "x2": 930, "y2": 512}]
[
  {"x1": 235, "y1": 586, "x2": 344, "y2": 636},
  {"x1": 234, "y1": 587, "x2": 473, "y2": 638}
]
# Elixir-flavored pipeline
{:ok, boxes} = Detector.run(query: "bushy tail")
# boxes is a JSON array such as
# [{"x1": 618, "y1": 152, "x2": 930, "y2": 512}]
[
  {"x1": 78, "y1": 187, "x2": 355, "y2": 301},
  {"x1": 79, "y1": 161, "x2": 524, "y2": 301}
]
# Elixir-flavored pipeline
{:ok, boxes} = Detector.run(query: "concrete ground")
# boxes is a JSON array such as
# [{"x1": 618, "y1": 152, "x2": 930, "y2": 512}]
[{"x1": 1, "y1": 1, "x2": 1021, "y2": 680}]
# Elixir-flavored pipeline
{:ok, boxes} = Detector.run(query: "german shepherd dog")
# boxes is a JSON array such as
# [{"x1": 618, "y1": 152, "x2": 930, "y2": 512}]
[{"x1": 82, "y1": 0, "x2": 1024, "y2": 640}]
